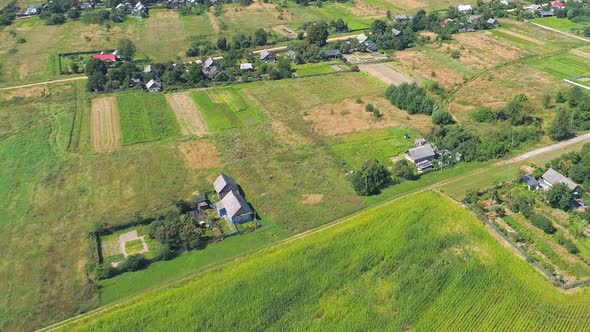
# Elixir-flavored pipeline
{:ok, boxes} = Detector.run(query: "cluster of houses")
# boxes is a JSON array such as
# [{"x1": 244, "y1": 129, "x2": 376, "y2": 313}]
[
  {"x1": 525, "y1": 1, "x2": 568, "y2": 17},
  {"x1": 450, "y1": 5, "x2": 500, "y2": 32},
  {"x1": 114, "y1": 1, "x2": 147, "y2": 16},
  {"x1": 17, "y1": 1, "x2": 94, "y2": 18},
  {"x1": 522, "y1": 168, "x2": 580, "y2": 196},
  {"x1": 356, "y1": 34, "x2": 379, "y2": 53}
]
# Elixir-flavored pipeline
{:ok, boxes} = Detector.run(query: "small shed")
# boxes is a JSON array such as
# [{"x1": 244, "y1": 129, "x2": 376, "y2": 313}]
[
  {"x1": 458, "y1": 4, "x2": 473, "y2": 13},
  {"x1": 146, "y1": 79, "x2": 162, "y2": 92},
  {"x1": 240, "y1": 63, "x2": 253, "y2": 71},
  {"x1": 391, "y1": 28, "x2": 402, "y2": 37},
  {"x1": 414, "y1": 138, "x2": 426, "y2": 147},
  {"x1": 323, "y1": 49, "x2": 340, "y2": 59},
  {"x1": 521, "y1": 175, "x2": 540, "y2": 190}
]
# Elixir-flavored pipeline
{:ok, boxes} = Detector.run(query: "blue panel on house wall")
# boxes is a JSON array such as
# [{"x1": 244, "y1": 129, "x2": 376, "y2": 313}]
[{"x1": 219, "y1": 208, "x2": 227, "y2": 216}]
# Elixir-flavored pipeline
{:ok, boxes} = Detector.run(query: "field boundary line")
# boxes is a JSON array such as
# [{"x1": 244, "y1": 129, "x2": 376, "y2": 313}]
[
  {"x1": 527, "y1": 21, "x2": 590, "y2": 43},
  {"x1": 0, "y1": 76, "x2": 87, "y2": 91},
  {"x1": 564, "y1": 79, "x2": 590, "y2": 91}
]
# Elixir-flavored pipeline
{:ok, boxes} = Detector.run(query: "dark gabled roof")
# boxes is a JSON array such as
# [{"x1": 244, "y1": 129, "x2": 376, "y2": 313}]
[
  {"x1": 522, "y1": 175, "x2": 539, "y2": 187},
  {"x1": 542, "y1": 168, "x2": 578, "y2": 191},
  {"x1": 217, "y1": 191, "x2": 252, "y2": 219},
  {"x1": 407, "y1": 144, "x2": 435, "y2": 161},
  {"x1": 323, "y1": 49, "x2": 340, "y2": 57},
  {"x1": 260, "y1": 49, "x2": 274, "y2": 60},
  {"x1": 203, "y1": 57, "x2": 216, "y2": 68},
  {"x1": 146, "y1": 79, "x2": 160, "y2": 89},
  {"x1": 213, "y1": 174, "x2": 238, "y2": 194}
]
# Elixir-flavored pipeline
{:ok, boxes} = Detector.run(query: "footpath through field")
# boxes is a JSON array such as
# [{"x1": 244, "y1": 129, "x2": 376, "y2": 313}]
[
  {"x1": 0, "y1": 76, "x2": 87, "y2": 91},
  {"x1": 39, "y1": 132, "x2": 590, "y2": 332},
  {"x1": 528, "y1": 21, "x2": 590, "y2": 43}
]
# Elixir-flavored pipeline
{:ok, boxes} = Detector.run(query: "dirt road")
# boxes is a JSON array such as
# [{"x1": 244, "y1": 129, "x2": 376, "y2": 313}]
[
  {"x1": 0, "y1": 76, "x2": 87, "y2": 91},
  {"x1": 528, "y1": 21, "x2": 590, "y2": 43},
  {"x1": 500, "y1": 132, "x2": 590, "y2": 165}
]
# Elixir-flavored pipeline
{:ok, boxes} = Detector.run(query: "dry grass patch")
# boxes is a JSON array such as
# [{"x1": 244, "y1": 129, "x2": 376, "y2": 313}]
[
  {"x1": 166, "y1": 92, "x2": 208, "y2": 136},
  {"x1": 496, "y1": 28, "x2": 545, "y2": 46},
  {"x1": 271, "y1": 119, "x2": 315, "y2": 148},
  {"x1": 396, "y1": 49, "x2": 466, "y2": 89},
  {"x1": 178, "y1": 140, "x2": 223, "y2": 169},
  {"x1": 570, "y1": 49, "x2": 590, "y2": 60},
  {"x1": 304, "y1": 97, "x2": 431, "y2": 136},
  {"x1": 449, "y1": 32, "x2": 528, "y2": 68},
  {"x1": 302, "y1": 194, "x2": 324, "y2": 206},
  {"x1": 450, "y1": 64, "x2": 560, "y2": 125},
  {"x1": 350, "y1": 0, "x2": 387, "y2": 17},
  {"x1": 207, "y1": 12, "x2": 220, "y2": 32},
  {"x1": 0, "y1": 86, "x2": 47, "y2": 100},
  {"x1": 388, "y1": 0, "x2": 425, "y2": 9},
  {"x1": 91, "y1": 96, "x2": 121, "y2": 152}
]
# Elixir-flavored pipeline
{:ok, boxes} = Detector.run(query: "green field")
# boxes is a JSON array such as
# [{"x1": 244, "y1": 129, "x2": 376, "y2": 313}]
[
  {"x1": 326, "y1": 127, "x2": 419, "y2": 169},
  {"x1": 56, "y1": 191, "x2": 590, "y2": 331},
  {"x1": 191, "y1": 87, "x2": 266, "y2": 131},
  {"x1": 532, "y1": 17, "x2": 586, "y2": 31},
  {"x1": 117, "y1": 92, "x2": 180, "y2": 144},
  {"x1": 527, "y1": 53, "x2": 590, "y2": 80},
  {"x1": 293, "y1": 62, "x2": 339, "y2": 77}
]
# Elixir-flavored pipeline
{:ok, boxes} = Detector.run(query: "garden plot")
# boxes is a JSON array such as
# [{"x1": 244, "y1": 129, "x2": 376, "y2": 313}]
[
  {"x1": 358, "y1": 63, "x2": 413, "y2": 86},
  {"x1": 100, "y1": 226, "x2": 161, "y2": 266},
  {"x1": 91, "y1": 96, "x2": 121, "y2": 152},
  {"x1": 165, "y1": 92, "x2": 208, "y2": 136}
]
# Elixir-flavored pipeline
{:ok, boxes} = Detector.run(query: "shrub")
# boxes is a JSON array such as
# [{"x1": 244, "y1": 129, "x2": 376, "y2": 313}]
[
  {"x1": 431, "y1": 109, "x2": 454, "y2": 125},
  {"x1": 557, "y1": 234, "x2": 579, "y2": 254},
  {"x1": 527, "y1": 213, "x2": 556, "y2": 234},
  {"x1": 119, "y1": 254, "x2": 149, "y2": 272},
  {"x1": 472, "y1": 107, "x2": 497, "y2": 123},
  {"x1": 365, "y1": 103, "x2": 375, "y2": 113},
  {"x1": 15, "y1": 36, "x2": 25, "y2": 44}
]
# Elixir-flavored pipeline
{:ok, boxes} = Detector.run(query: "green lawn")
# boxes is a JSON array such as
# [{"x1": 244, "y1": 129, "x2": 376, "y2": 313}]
[
  {"x1": 293, "y1": 62, "x2": 338, "y2": 77},
  {"x1": 532, "y1": 17, "x2": 585, "y2": 31},
  {"x1": 125, "y1": 239, "x2": 144, "y2": 254},
  {"x1": 117, "y1": 92, "x2": 180, "y2": 144},
  {"x1": 326, "y1": 127, "x2": 419, "y2": 169},
  {"x1": 191, "y1": 86, "x2": 266, "y2": 131},
  {"x1": 56, "y1": 191, "x2": 590, "y2": 331},
  {"x1": 527, "y1": 53, "x2": 590, "y2": 80}
]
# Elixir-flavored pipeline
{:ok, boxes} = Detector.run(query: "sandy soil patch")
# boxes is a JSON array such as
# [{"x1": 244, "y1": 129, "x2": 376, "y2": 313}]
[
  {"x1": 359, "y1": 63, "x2": 413, "y2": 86},
  {"x1": 497, "y1": 28, "x2": 545, "y2": 45},
  {"x1": 91, "y1": 96, "x2": 121, "y2": 152},
  {"x1": 396, "y1": 49, "x2": 465, "y2": 88},
  {"x1": 208, "y1": 12, "x2": 220, "y2": 32},
  {"x1": 570, "y1": 49, "x2": 590, "y2": 60},
  {"x1": 178, "y1": 140, "x2": 223, "y2": 169},
  {"x1": 166, "y1": 92, "x2": 208, "y2": 136},
  {"x1": 272, "y1": 25, "x2": 297, "y2": 38},
  {"x1": 448, "y1": 32, "x2": 527, "y2": 69},
  {"x1": 302, "y1": 194, "x2": 324, "y2": 206},
  {"x1": 304, "y1": 97, "x2": 431, "y2": 136}
]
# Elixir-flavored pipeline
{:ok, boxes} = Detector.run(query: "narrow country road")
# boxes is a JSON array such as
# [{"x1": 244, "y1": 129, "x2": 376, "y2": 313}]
[
  {"x1": 528, "y1": 21, "x2": 590, "y2": 43},
  {"x1": 499, "y1": 132, "x2": 590, "y2": 164},
  {"x1": 38, "y1": 132, "x2": 590, "y2": 332},
  {"x1": 0, "y1": 76, "x2": 87, "y2": 91}
]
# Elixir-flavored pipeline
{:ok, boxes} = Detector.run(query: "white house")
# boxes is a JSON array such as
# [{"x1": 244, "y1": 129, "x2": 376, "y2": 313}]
[{"x1": 458, "y1": 4, "x2": 473, "y2": 13}]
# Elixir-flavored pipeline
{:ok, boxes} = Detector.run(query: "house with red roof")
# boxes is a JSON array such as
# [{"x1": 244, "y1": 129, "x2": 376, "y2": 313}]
[
  {"x1": 551, "y1": 1, "x2": 565, "y2": 8},
  {"x1": 92, "y1": 53, "x2": 117, "y2": 62}
]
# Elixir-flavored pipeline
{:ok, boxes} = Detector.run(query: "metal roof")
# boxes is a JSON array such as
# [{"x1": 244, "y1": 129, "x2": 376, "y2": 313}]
[
  {"x1": 407, "y1": 144, "x2": 435, "y2": 161},
  {"x1": 217, "y1": 191, "x2": 252, "y2": 219},
  {"x1": 213, "y1": 174, "x2": 238, "y2": 195},
  {"x1": 542, "y1": 168, "x2": 578, "y2": 191}
]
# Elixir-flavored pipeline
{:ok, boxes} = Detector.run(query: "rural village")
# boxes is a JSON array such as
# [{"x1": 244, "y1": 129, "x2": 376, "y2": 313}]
[{"x1": 1, "y1": 0, "x2": 590, "y2": 329}]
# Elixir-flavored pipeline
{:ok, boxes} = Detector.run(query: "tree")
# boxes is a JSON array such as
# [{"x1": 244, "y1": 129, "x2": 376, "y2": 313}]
[
  {"x1": 305, "y1": 21, "x2": 329, "y2": 47},
  {"x1": 543, "y1": 94, "x2": 552, "y2": 109},
  {"x1": 546, "y1": 183, "x2": 573, "y2": 211},
  {"x1": 70, "y1": 63, "x2": 79, "y2": 74},
  {"x1": 584, "y1": 26, "x2": 590, "y2": 38},
  {"x1": 119, "y1": 254, "x2": 149, "y2": 272},
  {"x1": 254, "y1": 28, "x2": 268, "y2": 46},
  {"x1": 87, "y1": 72, "x2": 106, "y2": 91},
  {"x1": 371, "y1": 19, "x2": 387, "y2": 34},
  {"x1": 549, "y1": 108, "x2": 570, "y2": 141},
  {"x1": 216, "y1": 36, "x2": 227, "y2": 51},
  {"x1": 351, "y1": 159, "x2": 391, "y2": 196},
  {"x1": 117, "y1": 38, "x2": 136, "y2": 60},
  {"x1": 46, "y1": 13, "x2": 66, "y2": 25},
  {"x1": 277, "y1": 57, "x2": 292, "y2": 78},
  {"x1": 392, "y1": 159, "x2": 417, "y2": 180},
  {"x1": 431, "y1": 109, "x2": 454, "y2": 125}
]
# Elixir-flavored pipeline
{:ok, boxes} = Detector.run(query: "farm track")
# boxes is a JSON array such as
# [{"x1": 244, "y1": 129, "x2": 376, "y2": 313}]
[
  {"x1": 0, "y1": 76, "x2": 87, "y2": 91},
  {"x1": 39, "y1": 133, "x2": 590, "y2": 332},
  {"x1": 165, "y1": 92, "x2": 208, "y2": 136},
  {"x1": 91, "y1": 97, "x2": 121, "y2": 152},
  {"x1": 528, "y1": 21, "x2": 590, "y2": 43}
]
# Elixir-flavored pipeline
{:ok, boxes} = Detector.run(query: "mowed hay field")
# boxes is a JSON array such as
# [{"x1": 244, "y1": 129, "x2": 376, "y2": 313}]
[
  {"x1": 117, "y1": 92, "x2": 180, "y2": 144},
  {"x1": 91, "y1": 96, "x2": 121, "y2": 152},
  {"x1": 165, "y1": 92, "x2": 208, "y2": 136},
  {"x1": 56, "y1": 191, "x2": 590, "y2": 331},
  {"x1": 0, "y1": 82, "x2": 222, "y2": 331}
]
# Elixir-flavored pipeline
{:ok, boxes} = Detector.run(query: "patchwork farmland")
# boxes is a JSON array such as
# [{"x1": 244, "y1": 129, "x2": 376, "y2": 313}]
[
  {"x1": 90, "y1": 96, "x2": 121, "y2": 152},
  {"x1": 2, "y1": 0, "x2": 590, "y2": 330},
  {"x1": 165, "y1": 92, "x2": 208, "y2": 136}
]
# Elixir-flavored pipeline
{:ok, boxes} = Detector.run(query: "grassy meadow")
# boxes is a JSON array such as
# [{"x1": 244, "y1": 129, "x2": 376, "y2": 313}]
[
  {"x1": 527, "y1": 53, "x2": 590, "y2": 80},
  {"x1": 117, "y1": 92, "x2": 180, "y2": 144},
  {"x1": 532, "y1": 17, "x2": 586, "y2": 31},
  {"x1": 55, "y1": 191, "x2": 590, "y2": 331}
]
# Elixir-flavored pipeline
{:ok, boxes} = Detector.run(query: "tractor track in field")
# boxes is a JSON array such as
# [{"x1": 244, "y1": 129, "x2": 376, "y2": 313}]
[{"x1": 38, "y1": 133, "x2": 590, "y2": 332}]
